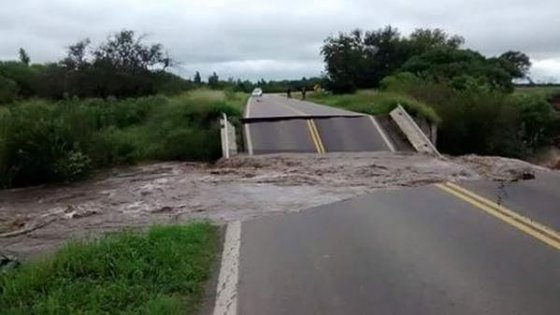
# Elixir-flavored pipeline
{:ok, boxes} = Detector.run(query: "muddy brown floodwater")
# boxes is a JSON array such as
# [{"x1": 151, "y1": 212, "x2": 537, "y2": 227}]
[{"x1": 0, "y1": 152, "x2": 549, "y2": 259}]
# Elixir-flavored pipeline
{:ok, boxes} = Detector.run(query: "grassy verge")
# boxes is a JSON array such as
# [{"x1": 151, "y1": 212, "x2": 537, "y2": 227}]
[
  {"x1": 514, "y1": 86, "x2": 560, "y2": 98},
  {"x1": 0, "y1": 223, "x2": 219, "y2": 314},
  {"x1": 307, "y1": 89, "x2": 441, "y2": 124},
  {"x1": 0, "y1": 89, "x2": 247, "y2": 188}
]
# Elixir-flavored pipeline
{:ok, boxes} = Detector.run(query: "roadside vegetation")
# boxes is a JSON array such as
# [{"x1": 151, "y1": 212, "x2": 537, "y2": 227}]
[
  {"x1": 308, "y1": 89, "x2": 440, "y2": 124},
  {"x1": 317, "y1": 26, "x2": 560, "y2": 158},
  {"x1": 515, "y1": 85, "x2": 560, "y2": 98},
  {"x1": 0, "y1": 30, "x2": 250, "y2": 189},
  {"x1": 0, "y1": 223, "x2": 218, "y2": 314},
  {"x1": 0, "y1": 89, "x2": 245, "y2": 188}
]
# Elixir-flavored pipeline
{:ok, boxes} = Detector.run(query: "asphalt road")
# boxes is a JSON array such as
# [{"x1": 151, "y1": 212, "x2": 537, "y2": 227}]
[
  {"x1": 460, "y1": 172, "x2": 560, "y2": 231},
  {"x1": 246, "y1": 94, "x2": 361, "y2": 119},
  {"x1": 244, "y1": 94, "x2": 394, "y2": 154},
  {"x1": 235, "y1": 175, "x2": 560, "y2": 315}
]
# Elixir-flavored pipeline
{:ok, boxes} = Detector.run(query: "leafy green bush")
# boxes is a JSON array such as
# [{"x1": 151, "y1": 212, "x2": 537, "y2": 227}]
[
  {"x1": 52, "y1": 149, "x2": 92, "y2": 181},
  {"x1": 0, "y1": 100, "x2": 94, "y2": 187},
  {"x1": 399, "y1": 47, "x2": 514, "y2": 92},
  {"x1": 0, "y1": 76, "x2": 18, "y2": 104},
  {"x1": 0, "y1": 90, "x2": 244, "y2": 188},
  {"x1": 379, "y1": 72, "x2": 421, "y2": 92},
  {"x1": 385, "y1": 78, "x2": 559, "y2": 157},
  {"x1": 0, "y1": 61, "x2": 39, "y2": 99}
]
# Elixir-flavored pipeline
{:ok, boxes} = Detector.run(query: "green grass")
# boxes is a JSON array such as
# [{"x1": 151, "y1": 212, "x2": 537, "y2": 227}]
[
  {"x1": 515, "y1": 86, "x2": 560, "y2": 98},
  {"x1": 0, "y1": 223, "x2": 219, "y2": 315},
  {"x1": 307, "y1": 89, "x2": 441, "y2": 124}
]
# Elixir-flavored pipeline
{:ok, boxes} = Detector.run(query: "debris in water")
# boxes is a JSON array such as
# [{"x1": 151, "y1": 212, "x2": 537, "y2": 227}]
[{"x1": 0, "y1": 152, "x2": 553, "y2": 259}]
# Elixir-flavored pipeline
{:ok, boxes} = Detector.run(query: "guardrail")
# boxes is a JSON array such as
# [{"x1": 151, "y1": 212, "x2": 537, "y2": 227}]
[
  {"x1": 389, "y1": 105, "x2": 441, "y2": 156},
  {"x1": 220, "y1": 113, "x2": 238, "y2": 159}
]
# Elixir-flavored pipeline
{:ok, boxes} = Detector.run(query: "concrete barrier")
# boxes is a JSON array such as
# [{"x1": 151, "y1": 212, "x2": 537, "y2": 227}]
[
  {"x1": 220, "y1": 113, "x2": 238, "y2": 159},
  {"x1": 389, "y1": 105, "x2": 440, "y2": 156}
]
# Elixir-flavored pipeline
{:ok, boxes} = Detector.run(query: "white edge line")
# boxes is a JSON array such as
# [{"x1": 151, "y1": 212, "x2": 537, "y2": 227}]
[
  {"x1": 244, "y1": 97, "x2": 252, "y2": 118},
  {"x1": 369, "y1": 115, "x2": 396, "y2": 152},
  {"x1": 244, "y1": 124, "x2": 253, "y2": 155},
  {"x1": 244, "y1": 98, "x2": 254, "y2": 155},
  {"x1": 213, "y1": 221, "x2": 241, "y2": 315}
]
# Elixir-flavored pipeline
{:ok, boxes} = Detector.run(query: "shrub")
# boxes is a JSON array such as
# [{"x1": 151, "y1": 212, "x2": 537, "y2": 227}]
[
  {"x1": 379, "y1": 72, "x2": 421, "y2": 92},
  {"x1": 0, "y1": 76, "x2": 18, "y2": 104},
  {"x1": 389, "y1": 79, "x2": 559, "y2": 157},
  {"x1": 52, "y1": 149, "x2": 92, "y2": 181},
  {"x1": 0, "y1": 100, "x2": 94, "y2": 187},
  {"x1": 0, "y1": 90, "x2": 245, "y2": 189}
]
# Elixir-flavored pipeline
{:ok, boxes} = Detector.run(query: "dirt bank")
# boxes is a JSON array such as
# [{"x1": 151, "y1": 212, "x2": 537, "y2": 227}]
[
  {"x1": 528, "y1": 146, "x2": 560, "y2": 170},
  {"x1": 0, "y1": 152, "x2": 550, "y2": 259}
]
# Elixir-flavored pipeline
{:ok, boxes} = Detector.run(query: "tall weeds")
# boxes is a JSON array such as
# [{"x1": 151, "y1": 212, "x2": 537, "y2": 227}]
[{"x1": 0, "y1": 90, "x2": 244, "y2": 188}]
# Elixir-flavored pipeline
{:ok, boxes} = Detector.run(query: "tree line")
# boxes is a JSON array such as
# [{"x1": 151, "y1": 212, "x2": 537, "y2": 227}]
[
  {"x1": 321, "y1": 26, "x2": 531, "y2": 94},
  {"x1": 319, "y1": 26, "x2": 559, "y2": 158},
  {"x1": 0, "y1": 30, "x2": 197, "y2": 103},
  {"x1": 0, "y1": 29, "x2": 326, "y2": 104}
]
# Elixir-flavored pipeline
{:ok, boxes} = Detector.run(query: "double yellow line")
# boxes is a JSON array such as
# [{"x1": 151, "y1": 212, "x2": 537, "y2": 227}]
[
  {"x1": 306, "y1": 119, "x2": 326, "y2": 154},
  {"x1": 271, "y1": 99, "x2": 326, "y2": 155},
  {"x1": 436, "y1": 182, "x2": 560, "y2": 251}
]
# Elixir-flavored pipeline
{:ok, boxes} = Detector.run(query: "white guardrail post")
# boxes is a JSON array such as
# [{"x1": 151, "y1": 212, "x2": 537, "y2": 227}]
[
  {"x1": 389, "y1": 104, "x2": 441, "y2": 157},
  {"x1": 221, "y1": 113, "x2": 230, "y2": 159}
]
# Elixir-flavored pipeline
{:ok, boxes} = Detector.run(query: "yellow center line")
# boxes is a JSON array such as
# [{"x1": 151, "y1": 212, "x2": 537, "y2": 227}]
[
  {"x1": 269, "y1": 96, "x2": 326, "y2": 155},
  {"x1": 445, "y1": 182, "x2": 560, "y2": 242},
  {"x1": 306, "y1": 120, "x2": 324, "y2": 154},
  {"x1": 435, "y1": 182, "x2": 560, "y2": 251},
  {"x1": 308, "y1": 120, "x2": 326, "y2": 154}
]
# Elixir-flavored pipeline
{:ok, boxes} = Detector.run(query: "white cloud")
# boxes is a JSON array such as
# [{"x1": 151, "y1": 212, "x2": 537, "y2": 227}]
[
  {"x1": 1, "y1": 0, "x2": 559, "y2": 81},
  {"x1": 531, "y1": 59, "x2": 560, "y2": 83}
]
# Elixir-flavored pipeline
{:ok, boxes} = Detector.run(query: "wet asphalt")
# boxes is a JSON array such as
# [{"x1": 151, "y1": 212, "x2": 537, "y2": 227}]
[
  {"x1": 238, "y1": 178, "x2": 560, "y2": 315},
  {"x1": 235, "y1": 94, "x2": 560, "y2": 314},
  {"x1": 244, "y1": 95, "x2": 393, "y2": 154}
]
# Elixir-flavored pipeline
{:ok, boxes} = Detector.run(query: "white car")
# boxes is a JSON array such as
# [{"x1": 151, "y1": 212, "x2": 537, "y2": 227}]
[{"x1": 251, "y1": 88, "x2": 263, "y2": 97}]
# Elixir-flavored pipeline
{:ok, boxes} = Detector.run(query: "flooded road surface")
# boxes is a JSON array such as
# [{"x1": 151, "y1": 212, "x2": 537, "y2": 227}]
[{"x1": 0, "y1": 152, "x2": 548, "y2": 259}]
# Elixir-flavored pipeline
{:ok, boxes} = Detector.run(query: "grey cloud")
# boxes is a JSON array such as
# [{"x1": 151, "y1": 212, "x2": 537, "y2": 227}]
[{"x1": 1, "y1": 0, "x2": 559, "y2": 81}]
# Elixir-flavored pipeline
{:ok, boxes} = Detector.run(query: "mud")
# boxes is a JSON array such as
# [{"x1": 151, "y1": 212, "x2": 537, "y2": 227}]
[
  {"x1": 528, "y1": 146, "x2": 560, "y2": 170},
  {"x1": 452, "y1": 154, "x2": 547, "y2": 181},
  {"x1": 0, "y1": 152, "x2": 548, "y2": 259}
]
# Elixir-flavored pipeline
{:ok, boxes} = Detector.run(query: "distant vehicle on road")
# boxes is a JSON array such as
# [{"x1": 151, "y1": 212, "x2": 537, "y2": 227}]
[{"x1": 252, "y1": 88, "x2": 263, "y2": 97}]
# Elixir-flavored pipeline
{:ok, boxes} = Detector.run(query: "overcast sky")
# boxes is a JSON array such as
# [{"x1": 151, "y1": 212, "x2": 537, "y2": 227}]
[{"x1": 2, "y1": 0, "x2": 559, "y2": 82}]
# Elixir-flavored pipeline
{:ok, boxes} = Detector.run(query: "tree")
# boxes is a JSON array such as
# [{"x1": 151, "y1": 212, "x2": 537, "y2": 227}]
[
  {"x1": 363, "y1": 26, "x2": 407, "y2": 87},
  {"x1": 498, "y1": 51, "x2": 531, "y2": 79},
  {"x1": 408, "y1": 28, "x2": 464, "y2": 53},
  {"x1": 18, "y1": 48, "x2": 30, "y2": 66},
  {"x1": 0, "y1": 30, "x2": 189, "y2": 100},
  {"x1": 194, "y1": 71, "x2": 202, "y2": 85},
  {"x1": 62, "y1": 39, "x2": 91, "y2": 70},
  {"x1": 321, "y1": 26, "x2": 466, "y2": 92},
  {"x1": 92, "y1": 30, "x2": 169, "y2": 71},
  {"x1": 321, "y1": 29, "x2": 366, "y2": 93},
  {"x1": 208, "y1": 72, "x2": 219, "y2": 88},
  {"x1": 399, "y1": 47, "x2": 514, "y2": 91}
]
